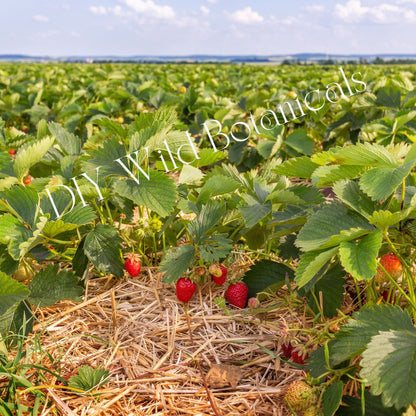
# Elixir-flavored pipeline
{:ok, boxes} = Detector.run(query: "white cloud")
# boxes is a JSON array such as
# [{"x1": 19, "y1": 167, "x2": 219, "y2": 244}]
[
  {"x1": 396, "y1": 0, "x2": 416, "y2": 4},
  {"x1": 335, "y1": 0, "x2": 416, "y2": 23},
  {"x1": 120, "y1": 0, "x2": 175, "y2": 20},
  {"x1": 89, "y1": 6, "x2": 107, "y2": 15},
  {"x1": 206, "y1": 0, "x2": 217, "y2": 3},
  {"x1": 33, "y1": 14, "x2": 49, "y2": 22},
  {"x1": 334, "y1": 0, "x2": 368, "y2": 23},
  {"x1": 110, "y1": 5, "x2": 126, "y2": 16},
  {"x1": 70, "y1": 31, "x2": 80, "y2": 37},
  {"x1": 200, "y1": 6, "x2": 210, "y2": 15},
  {"x1": 305, "y1": 5, "x2": 325, "y2": 12},
  {"x1": 230, "y1": 7, "x2": 263, "y2": 24}
]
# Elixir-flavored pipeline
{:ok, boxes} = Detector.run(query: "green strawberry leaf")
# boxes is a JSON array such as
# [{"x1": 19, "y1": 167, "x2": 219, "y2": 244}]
[
  {"x1": 239, "y1": 201, "x2": 272, "y2": 229},
  {"x1": 160, "y1": 245, "x2": 195, "y2": 284},
  {"x1": 84, "y1": 224, "x2": 124, "y2": 277},
  {"x1": 331, "y1": 305, "x2": 414, "y2": 365},
  {"x1": 336, "y1": 390, "x2": 403, "y2": 416},
  {"x1": 0, "y1": 272, "x2": 30, "y2": 316},
  {"x1": 28, "y1": 265, "x2": 83, "y2": 307},
  {"x1": 322, "y1": 381, "x2": 343, "y2": 416},
  {"x1": 359, "y1": 163, "x2": 414, "y2": 201},
  {"x1": 242, "y1": 260, "x2": 294, "y2": 299},
  {"x1": 296, "y1": 201, "x2": 373, "y2": 252},
  {"x1": 311, "y1": 165, "x2": 365, "y2": 187},
  {"x1": 295, "y1": 247, "x2": 339, "y2": 288},
  {"x1": 187, "y1": 200, "x2": 227, "y2": 244},
  {"x1": 339, "y1": 229, "x2": 383, "y2": 281},
  {"x1": 361, "y1": 329, "x2": 416, "y2": 409},
  {"x1": 303, "y1": 262, "x2": 345, "y2": 318},
  {"x1": 114, "y1": 170, "x2": 177, "y2": 217},
  {"x1": 333, "y1": 180, "x2": 377, "y2": 219},
  {"x1": 68, "y1": 365, "x2": 110, "y2": 392},
  {"x1": 14, "y1": 136, "x2": 55, "y2": 181},
  {"x1": 198, "y1": 233, "x2": 233, "y2": 263},
  {"x1": 273, "y1": 156, "x2": 320, "y2": 178},
  {"x1": 48, "y1": 122, "x2": 82, "y2": 156},
  {"x1": 285, "y1": 129, "x2": 314, "y2": 155},
  {"x1": 0, "y1": 185, "x2": 39, "y2": 227},
  {"x1": 197, "y1": 175, "x2": 240, "y2": 204}
]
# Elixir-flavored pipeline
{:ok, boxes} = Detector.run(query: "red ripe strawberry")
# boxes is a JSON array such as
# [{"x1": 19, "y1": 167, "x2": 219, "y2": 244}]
[
  {"x1": 225, "y1": 282, "x2": 248, "y2": 308},
  {"x1": 375, "y1": 254, "x2": 403, "y2": 283},
  {"x1": 176, "y1": 278, "x2": 197, "y2": 303},
  {"x1": 8, "y1": 149, "x2": 16, "y2": 155},
  {"x1": 291, "y1": 349, "x2": 309, "y2": 365},
  {"x1": 24, "y1": 175, "x2": 33, "y2": 185},
  {"x1": 124, "y1": 254, "x2": 141, "y2": 277},
  {"x1": 281, "y1": 342, "x2": 294, "y2": 359},
  {"x1": 213, "y1": 265, "x2": 228, "y2": 285},
  {"x1": 381, "y1": 289, "x2": 397, "y2": 304}
]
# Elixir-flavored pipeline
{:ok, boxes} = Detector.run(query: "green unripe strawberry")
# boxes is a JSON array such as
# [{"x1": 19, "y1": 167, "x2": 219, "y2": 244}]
[
  {"x1": 12, "y1": 264, "x2": 31, "y2": 282},
  {"x1": 285, "y1": 380, "x2": 317, "y2": 412}
]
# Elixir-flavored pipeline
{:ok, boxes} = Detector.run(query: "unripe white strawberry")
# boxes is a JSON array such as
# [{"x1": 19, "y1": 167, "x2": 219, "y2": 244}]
[{"x1": 285, "y1": 380, "x2": 317, "y2": 411}]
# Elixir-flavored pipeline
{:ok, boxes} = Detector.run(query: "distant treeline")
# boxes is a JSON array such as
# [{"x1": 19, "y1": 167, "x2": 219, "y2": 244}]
[{"x1": 281, "y1": 57, "x2": 416, "y2": 65}]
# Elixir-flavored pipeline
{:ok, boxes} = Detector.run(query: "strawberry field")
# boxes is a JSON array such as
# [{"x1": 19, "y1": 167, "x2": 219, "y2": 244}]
[{"x1": 1, "y1": 62, "x2": 416, "y2": 415}]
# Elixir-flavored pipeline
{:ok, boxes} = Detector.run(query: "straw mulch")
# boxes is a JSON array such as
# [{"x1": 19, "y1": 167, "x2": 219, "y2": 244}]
[{"x1": 31, "y1": 265, "x2": 312, "y2": 416}]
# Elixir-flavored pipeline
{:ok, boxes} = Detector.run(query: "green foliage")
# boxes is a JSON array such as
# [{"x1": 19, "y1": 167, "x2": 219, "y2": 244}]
[
  {"x1": 48, "y1": 122, "x2": 82, "y2": 156},
  {"x1": 0, "y1": 267, "x2": 82, "y2": 337},
  {"x1": 361, "y1": 330, "x2": 416, "y2": 409},
  {"x1": 339, "y1": 230, "x2": 382, "y2": 281},
  {"x1": 160, "y1": 245, "x2": 196, "y2": 283},
  {"x1": 359, "y1": 163, "x2": 414, "y2": 200},
  {"x1": 302, "y1": 263, "x2": 345, "y2": 317},
  {"x1": 336, "y1": 390, "x2": 402, "y2": 416},
  {"x1": 242, "y1": 260, "x2": 294, "y2": 299},
  {"x1": 13, "y1": 136, "x2": 55, "y2": 181},
  {"x1": 0, "y1": 272, "x2": 29, "y2": 316},
  {"x1": 28, "y1": 265, "x2": 83, "y2": 307},
  {"x1": 68, "y1": 365, "x2": 110, "y2": 392},
  {"x1": 115, "y1": 171, "x2": 177, "y2": 217},
  {"x1": 1, "y1": 63, "x2": 416, "y2": 414},
  {"x1": 322, "y1": 381, "x2": 343, "y2": 416},
  {"x1": 331, "y1": 305, "x2": 414, "y2": 365},
  {"x1": 0, "y1": 185, "x2": 39, "y2": 227},
  {"x1": 84, "y1": 225, "x2": 124, "y2": 277}
]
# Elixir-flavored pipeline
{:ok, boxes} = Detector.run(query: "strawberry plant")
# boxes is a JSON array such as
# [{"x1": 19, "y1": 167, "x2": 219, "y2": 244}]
[{"x1": 1, "y1": 62, "x2": 416, "y2": 414}]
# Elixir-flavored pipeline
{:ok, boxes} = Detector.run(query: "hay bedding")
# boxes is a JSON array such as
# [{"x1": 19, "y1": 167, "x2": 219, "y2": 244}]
[{"x1": 30, "y1": 266, "x2": 307, "y2": 415}]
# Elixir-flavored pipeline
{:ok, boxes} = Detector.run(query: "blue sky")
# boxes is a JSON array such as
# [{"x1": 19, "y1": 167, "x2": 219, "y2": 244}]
[{"x1": 2, "y1": 0, "x2": 416, "y2": 56}]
